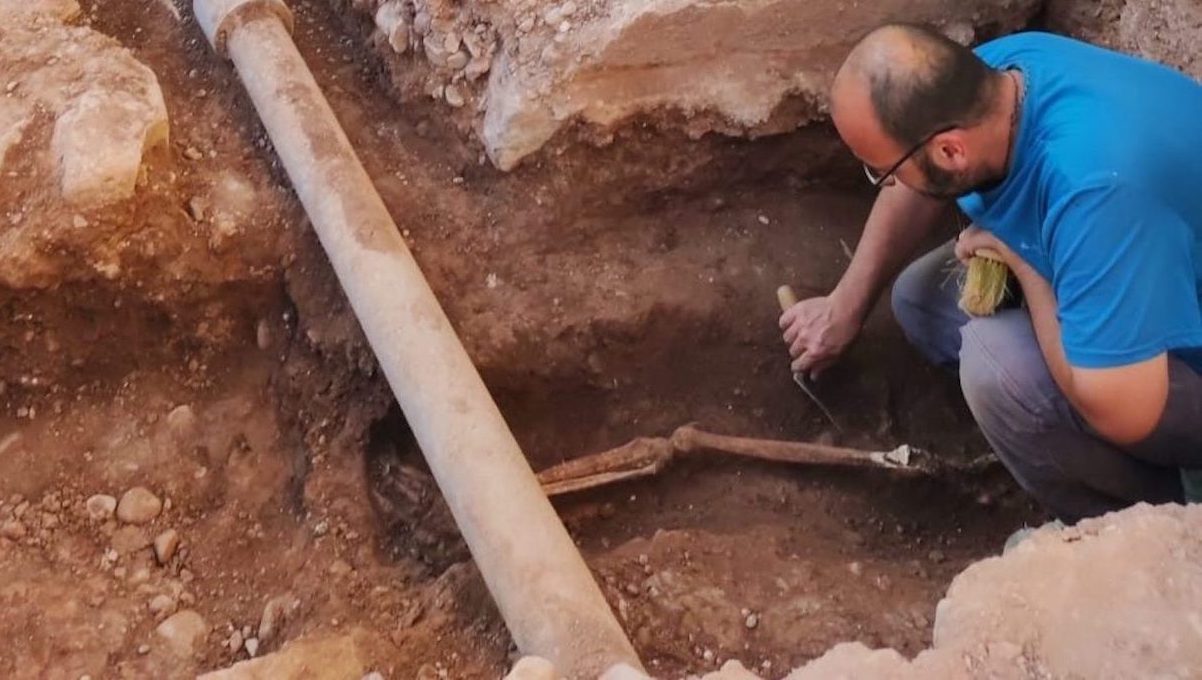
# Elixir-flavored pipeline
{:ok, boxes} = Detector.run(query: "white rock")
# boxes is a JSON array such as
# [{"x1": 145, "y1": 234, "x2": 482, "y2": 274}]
[
  {"x1": 154, "y1": 528, "x2": 180, "y2": 564},
  {"x1": 116, "y1": 487, "x2": 162, "y2": 525},
  {"x1": 504, "y1": 656, "x2": 556, "y2": 680},
  {"x1": 373, "y1": 0, "x2": 408, "y2": 53},
  {"x1": 258, "y1": 593, "x2": 299, "y2": 644},
  {"x1": 244, "y1": 637, "x2": 260, "y2": 657},
  {"x1": 52, "y1": 81, "x2": 169, "y2": 206},
  {"x1": 85, "y1": 494, "x2": 117, "y2": 520},
  {"x1": 156, "y1": 610, "x2": 208, "y2": 657},
  {"x1": 444, "y1": 84, "x2": 466, "y2": 108},
  {"x1": 148, "y1": 594, "x2": 176, "y2": 616},
  {"x1": 166, "y1": 404, "x2": 197, "y2": 437}
]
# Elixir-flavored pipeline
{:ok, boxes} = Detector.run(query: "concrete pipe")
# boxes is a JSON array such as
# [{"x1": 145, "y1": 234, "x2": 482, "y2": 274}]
[{"x1": 192, "y1": 0, "x2": 643, "y2": 675}]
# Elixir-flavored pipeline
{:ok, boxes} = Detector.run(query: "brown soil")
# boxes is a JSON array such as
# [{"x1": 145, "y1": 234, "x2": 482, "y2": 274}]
[{"x1": 0, "y1": 0, "x2": 1043, "y2": 678}]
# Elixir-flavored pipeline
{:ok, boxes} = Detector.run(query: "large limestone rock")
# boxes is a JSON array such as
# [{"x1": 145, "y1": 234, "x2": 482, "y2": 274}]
[
  {"x1": 0, "y1": 1, "x2": 168, "y2": 206},
  {"x1": 783, "y1": 503, "x2": 1202, "y2": 679},
  {"x1": 479, "y1": 0, "x2": 1040, "y2": 169},
  {"x1": 1047, "y1": 0, "x2": 1202, "y2": 80}
]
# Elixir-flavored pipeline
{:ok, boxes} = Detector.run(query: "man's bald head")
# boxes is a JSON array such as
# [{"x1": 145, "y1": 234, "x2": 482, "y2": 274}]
[{"x1": 834, "y1": 23, "x2": 996, "y2": 149}]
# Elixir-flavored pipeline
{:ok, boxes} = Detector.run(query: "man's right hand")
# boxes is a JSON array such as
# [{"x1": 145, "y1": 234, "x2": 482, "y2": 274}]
[{"x1": 779, "y1": 296, "x2": 861, "y2": 377}]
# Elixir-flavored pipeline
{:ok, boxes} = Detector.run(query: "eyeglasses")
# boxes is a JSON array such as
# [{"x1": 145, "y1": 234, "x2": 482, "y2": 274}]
[{"x1": 863, "y1": 124, "x2": 958, "y2": 188}]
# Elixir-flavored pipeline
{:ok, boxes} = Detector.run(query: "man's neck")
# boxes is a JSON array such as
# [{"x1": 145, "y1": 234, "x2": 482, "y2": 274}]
[{"x1": 984, "y1": 69, "x2": 1023, "y2": 179}]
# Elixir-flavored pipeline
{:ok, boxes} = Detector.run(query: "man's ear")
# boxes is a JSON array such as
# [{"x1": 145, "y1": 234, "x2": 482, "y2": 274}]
[{"x1": 931, "y1": 131, "x2": 970, "y2": 171}]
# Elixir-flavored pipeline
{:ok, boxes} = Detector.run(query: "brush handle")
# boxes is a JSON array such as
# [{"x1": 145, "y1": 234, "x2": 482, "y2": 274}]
[{"x1": 776, "y1": 285, "x2": 799, "y2": 312}]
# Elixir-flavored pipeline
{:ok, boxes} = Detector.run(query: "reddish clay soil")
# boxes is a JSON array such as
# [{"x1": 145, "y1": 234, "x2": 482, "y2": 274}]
[{"x1": 0, "y1": 0, "x2": 1041, "y2": 678}]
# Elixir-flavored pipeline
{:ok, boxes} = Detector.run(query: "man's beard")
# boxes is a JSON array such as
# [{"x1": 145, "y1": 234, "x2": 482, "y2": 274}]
[{"x1": 913, "y1": 151, "x2": 1001, "y2": 200}]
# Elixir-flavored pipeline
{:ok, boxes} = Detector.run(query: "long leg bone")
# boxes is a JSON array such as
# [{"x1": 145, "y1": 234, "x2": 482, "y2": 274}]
[{"x1": 538, "y1": 424, "x2": 930, "y2": 497}]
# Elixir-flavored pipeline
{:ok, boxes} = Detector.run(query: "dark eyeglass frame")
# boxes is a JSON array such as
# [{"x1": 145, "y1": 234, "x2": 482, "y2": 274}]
[{"x1": 863, "y1": 124, "x2": 959, "y2": 188}]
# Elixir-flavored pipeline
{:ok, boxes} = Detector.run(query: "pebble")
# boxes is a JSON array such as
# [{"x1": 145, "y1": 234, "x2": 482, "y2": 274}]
[
  {"x1": 848, "y1": 561, "x2": 864, "y2": 576},
  {"x1": 258, "y1": 593, "x2": 298, "y2": 643},
  {"x1": 72, "y1": 215, "x2": 89, "y2": 228},
  {"x1": 0, "y1": 519, "x2": 26, "y2": 540},
  {"x1": 444, "y1": 84, "x2": 465, "y2": 108},
  {"x1": 117, "y1": 487, "x2": 162, "y2": 525},
  {"x1": 362, "y1": 673, "x2": 386, "y2": 680},
  {"x1": 85, "y1": 494, "x2": 117, "y2": 521},
  {"x1": 156, "y1": 610, "x2": 208, "y2": 657},
  {"x1": 186, "y1": 196, "x2": 207, "y2": 222},
  {"x1": 757, "y1": 214, "x2": 770, "y2": 225},
  {"x1": 446, "y1": 50, "x2": 469, "y2": 70},
  {"x1": 154, "y1": 529, "x2": 180, "y2": 564},
  {"x1": 227, "y1": 629, "x2": 243, "y2": 654},
  {"x1": 745, "y1": 612, "x2": 759, "y2": 629},
  {"x1": 149, "y1": 594, "x2": 176, "y2": 616},
  {"x1": 138, "y1": 644, "x2": 150, "y2": 655},
  {"x1": 183, "y1": 147, "x2": 203, "y2": 160},
  {"x1": 166, "y1": 404, "x2": 197, "y2": 438},
  {"x1": 244, "y1": 636, "x2": 260, "y2": 657}
]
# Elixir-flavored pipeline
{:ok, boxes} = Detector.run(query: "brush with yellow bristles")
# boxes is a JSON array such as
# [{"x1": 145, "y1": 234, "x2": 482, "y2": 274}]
[{"x1": 958, "y1": 248, "x2": 1010, "y2": 317}]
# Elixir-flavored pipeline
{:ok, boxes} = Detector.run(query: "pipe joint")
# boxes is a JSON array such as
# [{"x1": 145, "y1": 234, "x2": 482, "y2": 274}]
[{"x1": 195, "y1": 0, "x2": 293, "y2": 56}]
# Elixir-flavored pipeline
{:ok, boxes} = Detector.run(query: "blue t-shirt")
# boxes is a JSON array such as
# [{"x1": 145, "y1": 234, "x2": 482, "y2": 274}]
[{"x1": 959, "y1": 32, "x2": 1202, "y2": 371}]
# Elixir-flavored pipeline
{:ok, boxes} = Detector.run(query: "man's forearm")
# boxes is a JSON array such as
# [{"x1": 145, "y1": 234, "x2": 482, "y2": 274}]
[{"x1": 833, "y1": 184, "x2": 948, "y2": 321}]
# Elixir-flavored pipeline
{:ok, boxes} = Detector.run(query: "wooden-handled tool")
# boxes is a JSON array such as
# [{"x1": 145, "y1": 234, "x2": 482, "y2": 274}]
[{"x1": 777, "y1": 285, "x2": 841, "y2": 431}]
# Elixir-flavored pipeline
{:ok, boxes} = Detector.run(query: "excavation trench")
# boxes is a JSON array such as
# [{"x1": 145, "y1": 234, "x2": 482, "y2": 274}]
[{"x1": 272, "y1": 0, "x2": 1039, "y2": 675}]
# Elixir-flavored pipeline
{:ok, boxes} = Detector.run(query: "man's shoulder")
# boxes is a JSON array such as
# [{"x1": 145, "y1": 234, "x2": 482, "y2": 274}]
[{"x1": 973, "y1": 31, "x2": 1085, "y2": 64}]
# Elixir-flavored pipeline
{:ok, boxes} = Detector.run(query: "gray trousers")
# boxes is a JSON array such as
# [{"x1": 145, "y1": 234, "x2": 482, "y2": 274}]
[{"x1": 892, "y1": 241, "x2": 1202, "y2": 523}]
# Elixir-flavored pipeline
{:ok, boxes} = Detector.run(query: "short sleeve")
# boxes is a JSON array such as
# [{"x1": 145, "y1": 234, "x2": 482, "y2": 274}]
[{"x1": 1047, "y1": 182, "x2": 1202, "y2": 368}]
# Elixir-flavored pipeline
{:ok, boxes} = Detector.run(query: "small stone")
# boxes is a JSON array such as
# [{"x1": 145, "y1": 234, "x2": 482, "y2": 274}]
[
  {"x1": 328, "y1": 559, "x2": 353, "y2": 576},
  {"x1": 227, "y1": 629, "x2": 243, "y2": 653},
  {"x1": 186, "y1": 196, "x2": 207, "y2": 221},
  {"x1": 258, "y1": 593, "x2": 298, "y2": 643},
  {"x1": 362, "y1": 673, "x2": 386, "y2": 680},
  {"x1": 138, "y1": 644, "x2": 150, "y2": 655},
  {"x1": 757, "y1": 214, "x2": 770, "y2": 225},
  {"x1": 745, "y1": 612, "x2": 759, "y2": 629},
  {"x1": 85, "y1": 494, "x2": 117, "y2": 520},
  {"x1": 446, "y1": 50, "x2": 469, "y2": 70},
  {"x1": 166, "y1": 404, "x2": 197, "y2": 438},
  {"x1": 517, "y1": 15, "x2": 534, "y2": 32},
  {"x1": 0, "y1": 519, "x2": 26, "y2": 540},
  {"x1": 848, "y1": 561, "x2": 864, "y2": 576},
  {"x1": 313, "y1": 520, "x2": 329, "y2": 537},
  {"x1": 148, "y1": 594, "x2": 176, "y2": 616},
  {"x1": 117, "y1": 487, "x2": 162, "y2": 525},
  {"x1": 156, "y1": 610, "x2": 208, "y2": 657},
  {"x1": 72, "y1": 215, "x2": 88, "y2": 228},
  {"x1": 444, "y1": 84, "x2": 465, "y2": 108},
  {"x1": 244, "y1": 636, "x2": 259, "y2": 657},
  {"x1": 702, "y1": 648, "x2": 715, "y2": 662},
  {"x1": 154, "y1": 529, "x2": 180, "y2": 564},
  {"x1": 183, "y1": 147, "x2": 203, "y2": 160}
]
